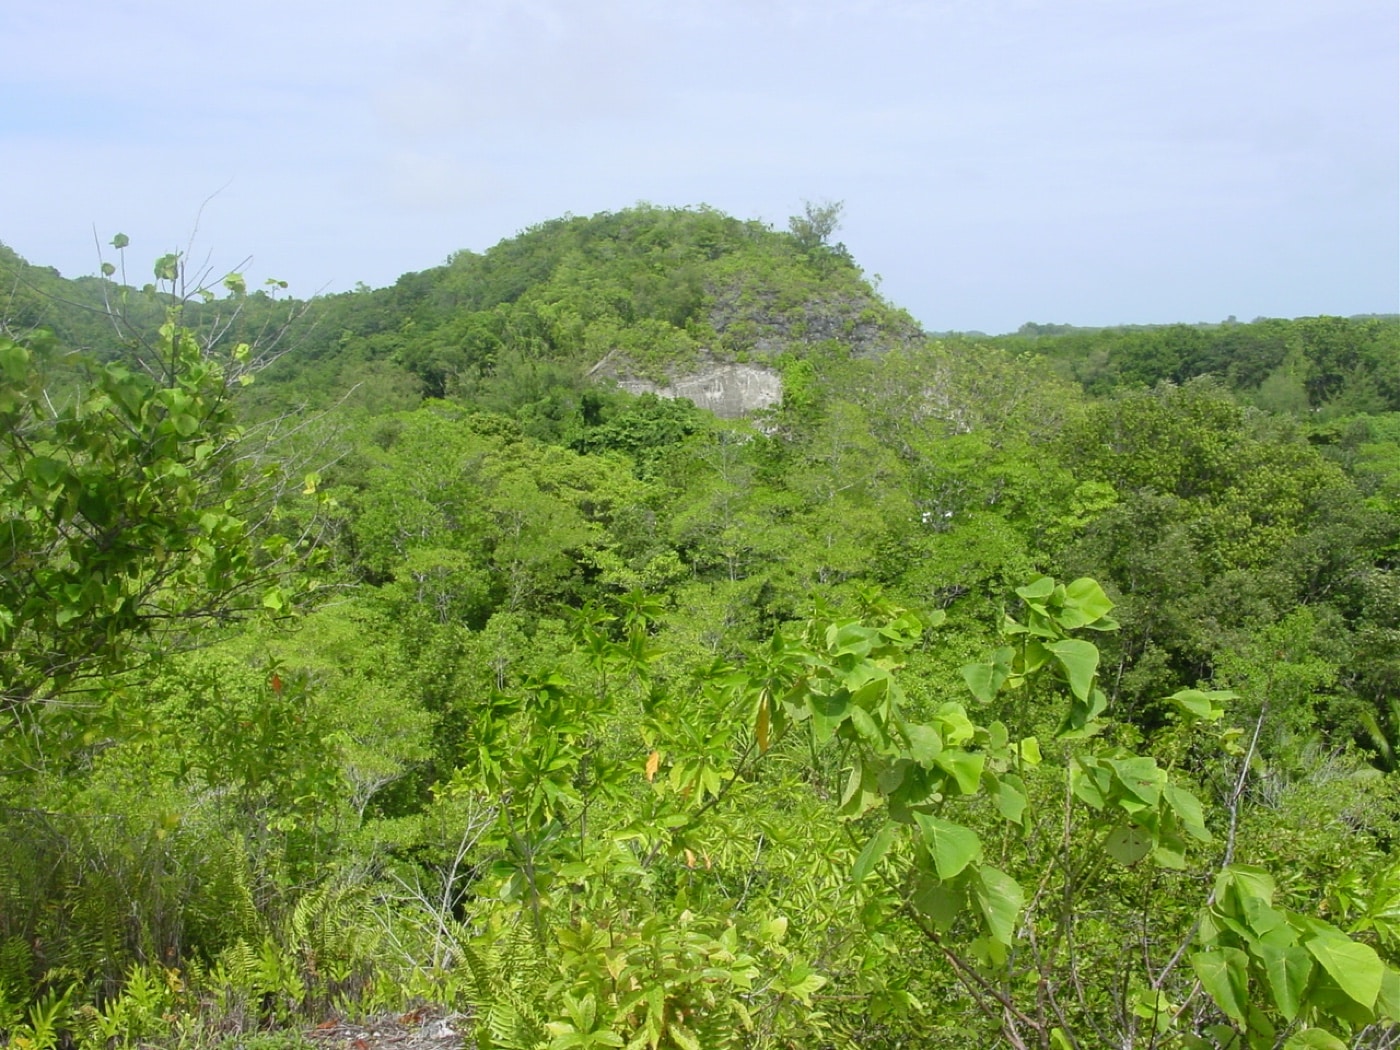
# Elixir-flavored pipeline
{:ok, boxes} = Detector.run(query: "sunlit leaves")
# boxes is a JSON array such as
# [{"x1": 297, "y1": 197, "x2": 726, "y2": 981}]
[
  {"x1": 851, "y1": 822, "x2": 898, "y2": 885},
  {"x1": 1304, "y1": 933, "x2": 1384, "y2": 1011},
  {"x1": 0, "y1": 319, "x2": 304, "y2": 754},
  {"x1": 153, "y1": 252, "x2": 180, "y2": 282},
  {"x1": 1258, "y1": 942, "x2": 1313, "y2": 1021},
  {"x1": 962, "y1": 645, "x2": 1012, "y2": 704},
  {"x1": 1045, "y1": 638, "x2": 1099, "y2": 701},
  {"x1": 1284, "y1": 1030, "x2": 1349, "y2": 1050},
  {"x1": 912, "y1": 813, "x2": 981, "y2": 880},
  {"x1": 1192, "y1": 948, "x2": 1251, "y2": 1026},
  {"x1": 932, "y1": 747, "x2": 984, "y2": 795},
  {"x1": 972, "y1": 865, "x2": 1023, "y2": 946},
  {"x1": 1166, "y1": 688, "x2": 1233, "y2": 722}
]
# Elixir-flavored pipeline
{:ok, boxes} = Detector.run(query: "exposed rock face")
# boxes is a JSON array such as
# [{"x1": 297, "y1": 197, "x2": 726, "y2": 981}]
[
  {"x1": 611, "y1": 360, "x2": 783, "y2": 419},
  {"x1": 587, "y1": 274, "x2": 925, "y2": 419},
  {"x1": 707, "y1": 284, "x2": 924, "y2": 360}
]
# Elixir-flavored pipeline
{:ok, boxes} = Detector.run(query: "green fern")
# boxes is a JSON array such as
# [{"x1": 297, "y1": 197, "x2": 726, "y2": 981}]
[
  {"x1": 1359, "y1": 695, "x2": 1400, "y2": 772},
  {"x1": 288, "y1": 882, "x2": 379, "y2": 976},
  {"x1": 454, "y1": 921, "x2": 550, "y2": 1050},
  {"x1": 212, "y1": 938, "x2": 261, "y2": 997}
]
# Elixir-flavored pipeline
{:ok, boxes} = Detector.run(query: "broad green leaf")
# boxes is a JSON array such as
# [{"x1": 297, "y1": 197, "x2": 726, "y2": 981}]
[
  {"x1": 932, "y1": 702, "x2": 976, "y2": 746},
  {"x1": 851, "y1": 673, "x2": 888, "y2": 708},
  {"x1": 808, "y1": 687, "x2": 852, "y2": 723},
  {"x1": 154, "y1": 252, "x2": 180, "y2": 281},
  {"x1": 1256, "y1": 942, "x2": 1312, "y2": 1021},
  {"x1": 1192, "y1": 947, "x2": 1250, "y2": 1025},
  {"x1": 905, "y1": 723, "x2": 942, "y2": 766},
  {"x1": 1239, "y1": 896, "x2": 1291, "y2": 944},
  {"x1": 1305, "y1": 932, "x2": 1383, "y2": 1009},
  {"x1": 1107, "y1": 756, "x2": 1162, "y2": 806},
  {"x1": 1071, "y1": 757, "x2": 1109, "y2": 809},
  {"x1": 1016, "y1": 576, "x2": 1055, "y2": 601},
  {"x1": 910, "y1": 875, "x2": 963, "y2": 931},
  {"x1": 23, "y1": 456, "x2": 66, "y2": 490},
  {"x1": 1016, "y1": 736, "x2": 1042, "y2": 766},
  {"x1": 839, "y1": 758, "x2": 880, "y2": 818},
  {"x1": 848, "y1": 704, "x2": 884, "y2": 746},
  {"x1": 973, "y1": 865, "x2": 1023, "y2": 946},
  {"x1": 876, "y1": 760, "x2": 909, "y2": 796},
  {"x1": 810, "y1": 709, "x2": 842, "y2": 745},
  {"x1": 1046, "y1": 638, "x2": 1099, "y2": 701},
  {"x1": 990, "y1": 773, "x2": 1027, "y2": 825},
  {"x1": 962, "y1": 646, "x2": 1012, "y2": 703},
  {"x1": 1283, "y1": 1031, "x2": 1348, "y2": 1050},
  {"x1": 1217, "y1": 865, "x2": 1277, "y2": 912},
  {"x1": 962, "y1": 661, "x2": 1003, "y2": 704},
  {"x1": 913, "y1": 813, "x2": 981, "y2": 880},
  {"x1": 934, "y1": 748, "x2": 985, "y2": 795},
  {"x1": 852, "y1": 823, "x2": 899, "y2": 885},
  {"x1": 0, "y1": 338, "x2": 29, "y2": 380},
  {"x1": 1166, "y1": 688, "x2": 1231, "y2": 722},
  {"x1": 827, "y1": 620, "x2": 877, "y2": 657},
  {"x1": 1105, "y1": 824, "x2": 1153, "y2": 866},
  {"x1": 1022, "y1": 639, "x2": 1052, "y2": 670},
  {"x1": 1063, "y1": 576, "x2": 1115, "y2": 625},
  {"x1": 1379, "y1": 966, "x2": 1400, "y2": 1021},
  {"x1": 1164, "y1": 783, "x2": 1212, "y2": 842}
]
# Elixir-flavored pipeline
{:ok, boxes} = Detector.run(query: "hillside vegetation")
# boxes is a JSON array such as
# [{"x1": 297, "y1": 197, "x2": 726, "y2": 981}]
[{"x1": 2, "y1": 206, "x2": 1399, "y2": 1048}]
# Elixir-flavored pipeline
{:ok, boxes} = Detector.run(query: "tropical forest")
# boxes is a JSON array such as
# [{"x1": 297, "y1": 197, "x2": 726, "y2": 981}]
[{"x1": 2, "y1": 203, "x2": 1399, "y2": 1049}]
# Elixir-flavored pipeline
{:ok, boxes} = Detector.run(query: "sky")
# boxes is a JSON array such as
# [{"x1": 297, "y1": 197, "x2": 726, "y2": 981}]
[{"x1": 2, "y1": 0, "x2": 1396, "y2": 335}]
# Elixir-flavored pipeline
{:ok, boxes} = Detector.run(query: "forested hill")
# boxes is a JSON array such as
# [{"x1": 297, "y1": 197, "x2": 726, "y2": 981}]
[
  {"x1": 7, "y1": 207, "x2": 1397, "y2": 422},
  {"x1": 4, "y1": 204, "x2": 929, "y2": 416},
  {"x1": 4, "y1": 204, "x2": 1400, "y2": 1045}
]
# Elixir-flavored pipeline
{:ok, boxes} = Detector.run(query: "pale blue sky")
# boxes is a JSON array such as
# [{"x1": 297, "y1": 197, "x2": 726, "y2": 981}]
[{"x1": 2, "y1": 0, "x2": 1395, "y2": 334}]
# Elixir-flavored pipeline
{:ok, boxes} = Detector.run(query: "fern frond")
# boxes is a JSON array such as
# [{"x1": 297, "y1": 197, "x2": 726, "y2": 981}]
[{"x1": 456, "y1": 936, "x2": 549, "y2": 1050}]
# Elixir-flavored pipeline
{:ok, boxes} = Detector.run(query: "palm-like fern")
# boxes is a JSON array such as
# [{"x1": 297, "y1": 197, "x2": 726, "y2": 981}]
[{"x1": 1359, "y1": 695, "x2": 1400, "y2": 773}]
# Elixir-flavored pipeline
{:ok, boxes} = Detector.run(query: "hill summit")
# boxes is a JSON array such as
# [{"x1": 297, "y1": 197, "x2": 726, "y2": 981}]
[{"x1": 246, "y1": 203, "x2": 926, "y2": 413}]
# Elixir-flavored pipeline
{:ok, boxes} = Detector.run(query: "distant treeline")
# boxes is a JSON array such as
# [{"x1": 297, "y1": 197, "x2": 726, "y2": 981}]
[{"x1": 977, "y1": 315, "x2": 1400, "y2": 414}]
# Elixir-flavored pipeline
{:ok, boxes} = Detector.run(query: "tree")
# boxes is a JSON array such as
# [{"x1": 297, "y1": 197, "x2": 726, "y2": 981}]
[
  {"x1": 764, "y1": 579, "x2": 1400, "y2": 1046},
  {"x1": 788, "y1": 199, "x2": 845, "y2": 254},
  {"x1": 0, "y1": 311, "x2": 304, "y2": 772}
]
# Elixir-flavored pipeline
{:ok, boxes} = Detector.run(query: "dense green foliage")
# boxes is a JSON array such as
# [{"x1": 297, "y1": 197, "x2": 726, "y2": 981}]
[
  {"x1": 2, "y1": 209, "x2": 1399, "y2": 1048},
  {"x1": 982, "y1": 316, "x2": 1400, "y2": 415}
]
